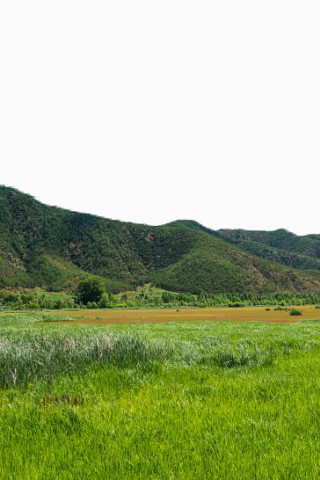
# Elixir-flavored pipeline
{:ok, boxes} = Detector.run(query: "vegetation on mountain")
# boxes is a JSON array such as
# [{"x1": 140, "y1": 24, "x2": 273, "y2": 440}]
[
  {"x1": 217, "y1": 229, "x2": 320, "y2": 270},
  {"x1": 1, "y1": 185, "x2": 320, "y2": 295},
  {"x1": 172, "y1": 221, "x2": 320, "y2": 277}
]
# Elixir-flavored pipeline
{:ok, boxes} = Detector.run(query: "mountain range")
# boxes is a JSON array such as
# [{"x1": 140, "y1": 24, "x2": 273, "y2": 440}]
[{"x1": 1, "y1": 185, "x2": 320, "y2": 294}]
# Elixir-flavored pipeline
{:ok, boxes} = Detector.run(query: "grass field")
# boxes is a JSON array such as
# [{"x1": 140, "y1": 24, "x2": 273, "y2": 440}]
[{"x1": 1, "y1": 311, "x2": 320, "y2": 478}]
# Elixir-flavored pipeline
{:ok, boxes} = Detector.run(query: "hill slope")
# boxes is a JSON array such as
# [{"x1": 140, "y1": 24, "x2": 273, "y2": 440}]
[
  {"x1": 217, "y1": 229, "x2": 320, "y2": 273},
  {"x1": 168, "y1": 221, "x2": 320, "y2": 275},
  {"x1": 1, "y1": 186, "x2": 320, "y2": 294}
]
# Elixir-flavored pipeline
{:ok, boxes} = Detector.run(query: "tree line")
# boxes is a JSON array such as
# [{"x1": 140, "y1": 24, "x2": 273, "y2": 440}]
[{"x1": 2, "y1": 276, "x2": 320, "y2": 310}]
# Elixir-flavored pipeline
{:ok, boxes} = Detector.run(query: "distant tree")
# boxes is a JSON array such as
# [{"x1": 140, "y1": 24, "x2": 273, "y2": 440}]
[
  {"x1": 98, "y1": 293, "x2": 108, "y2": 308},
  {"x1": 162, "y1": 292, "x2": 171, "y2": 304},
  {"x1": 76, "y1": 276, "x2": 105, "y2": 305},
  {"x1": 108, "y1": 293, "x2": 116, "y2": 304}
]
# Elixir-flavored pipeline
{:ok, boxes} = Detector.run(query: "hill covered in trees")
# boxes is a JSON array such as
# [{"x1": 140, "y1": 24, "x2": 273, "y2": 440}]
[{"x1": 1, "y1": 185, "x2": 320, "y2": 295}]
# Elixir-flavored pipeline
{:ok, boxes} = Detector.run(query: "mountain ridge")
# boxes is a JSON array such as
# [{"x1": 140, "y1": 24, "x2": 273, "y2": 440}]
[{"x1": 1, "y1": 185, "x2": 320, "y2": 294}]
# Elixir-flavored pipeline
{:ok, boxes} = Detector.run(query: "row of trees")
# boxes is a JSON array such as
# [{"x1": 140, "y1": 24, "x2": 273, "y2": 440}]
[
  {"x1": 2, "y1": 277, "x2": 320, "y2": 310},
  {"x1": 0, "y1": 294, "x2": 75, "y2": 310},
  {"x1": 75, "y1": 280, "x2": 320, "y2": 308}
]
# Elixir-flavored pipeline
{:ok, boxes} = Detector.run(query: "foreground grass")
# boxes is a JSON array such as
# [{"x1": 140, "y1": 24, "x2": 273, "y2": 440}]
[{"x1": 1, "y1": 315, "x2": 320, "y2": 478}]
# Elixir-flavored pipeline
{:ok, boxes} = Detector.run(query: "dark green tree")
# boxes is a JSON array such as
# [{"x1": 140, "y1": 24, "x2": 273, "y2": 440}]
[{"x1": 76, "y1": 276, "x2": 105, "y2": 305}]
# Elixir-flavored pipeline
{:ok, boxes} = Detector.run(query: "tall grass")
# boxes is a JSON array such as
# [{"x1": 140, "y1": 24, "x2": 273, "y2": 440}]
[
  {"x1": 0, "y1": 316, "x2": 318, "y2": 388},
  {"x1": 0, "y1": 331, "x2": 173, "y2": 387},
  {"x1": 2, "y1": 315, "x2": 320, "y2": 478}
]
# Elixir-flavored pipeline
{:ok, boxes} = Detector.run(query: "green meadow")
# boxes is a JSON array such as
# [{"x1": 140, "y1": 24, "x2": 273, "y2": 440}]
[{"x1": 1, "y1": 313, "x2": 320, "y2": 479}]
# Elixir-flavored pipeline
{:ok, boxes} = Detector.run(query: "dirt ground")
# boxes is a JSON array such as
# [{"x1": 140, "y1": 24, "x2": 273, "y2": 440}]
[{"x1": 51, "y1": 305, "x2": 320, "y2": 325}]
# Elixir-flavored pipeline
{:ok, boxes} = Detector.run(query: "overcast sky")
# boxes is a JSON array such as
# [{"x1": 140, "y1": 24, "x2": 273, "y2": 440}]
[{"x1": 1, "y1": 1, "x2": 319, "y2": 235}]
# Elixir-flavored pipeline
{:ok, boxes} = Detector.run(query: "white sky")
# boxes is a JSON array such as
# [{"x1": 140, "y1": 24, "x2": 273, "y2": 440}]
[{"x1": 1, "y1": 1, "x2": 319, "y2": 235}]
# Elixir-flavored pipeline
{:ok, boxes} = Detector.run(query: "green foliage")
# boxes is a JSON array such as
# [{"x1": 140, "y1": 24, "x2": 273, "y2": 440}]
[
  {"x1": 0, "y1": 291, "x2": 75, "y2": 310},
  {"x1": 76, "y1": 276, "x2": 105, "y2": 305},
  {"x1": 290, "y1": 308, "x2": 302, "y2": 316},
  {"x1": 2, "y1": 287, "x2": 320, "y2": 311},
  {"x1": 98, "y1": 293, "x2": 110, "y2": 308}
]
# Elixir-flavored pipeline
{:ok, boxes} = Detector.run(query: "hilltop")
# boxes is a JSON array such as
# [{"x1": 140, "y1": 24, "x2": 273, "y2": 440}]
[{"x1": 1, "y1": 185, "x2": 320, "y2": 294}]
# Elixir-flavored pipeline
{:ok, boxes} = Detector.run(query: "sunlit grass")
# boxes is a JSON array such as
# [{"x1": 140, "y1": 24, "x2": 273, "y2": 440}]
[{"x1": 1, "y1": 314, "x2": 320, "y2": 478}]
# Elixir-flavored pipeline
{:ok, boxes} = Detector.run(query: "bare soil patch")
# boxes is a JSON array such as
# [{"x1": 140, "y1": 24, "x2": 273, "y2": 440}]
[{"x1": 50, "y1": 305, "x2": 320, "y2": 325}]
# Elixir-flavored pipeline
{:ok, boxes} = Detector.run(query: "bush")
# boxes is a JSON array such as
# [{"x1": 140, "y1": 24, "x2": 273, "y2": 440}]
[
  {"x1": 290, "y1": 309, "x2": 302, "y2": 316},
  {"x1": 98, "y1": 293, "x2": 110, "y2": 308},
  {"x1": 26, "y1": 302, "x2": 40, "y2": 310},
  {"x1": 87, "y1": 301, "x2": 98, "y2": 309}
]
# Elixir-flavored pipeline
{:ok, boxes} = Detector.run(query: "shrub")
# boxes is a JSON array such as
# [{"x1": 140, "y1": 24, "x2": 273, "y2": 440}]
[
  {"x1": 98, "y1": 293, "x2": 110, "y2": 308},
  {"x1": 87, "y1": 301, "x2": 98, "y2": 309},
  {"x1": 290, "y1": 309, "x2": 302, "y2": 316},
  {"x1": 26, "y1": 302, "x2": 40, "y2": 310}
]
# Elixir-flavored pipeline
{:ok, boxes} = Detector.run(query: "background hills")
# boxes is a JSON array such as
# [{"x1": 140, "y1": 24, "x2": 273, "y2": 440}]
[{"x1": 1, "y1": 185, "x2": 320, "y2": 294}]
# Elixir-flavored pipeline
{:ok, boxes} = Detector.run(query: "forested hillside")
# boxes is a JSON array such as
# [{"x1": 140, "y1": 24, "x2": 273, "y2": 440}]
[
  {"x1": 169, "y1": 221, "x2": 320, "y2": 276},
  {"x1": 216, "y1": 229, "x2": 320, "y2": 273},
  {"x1": 1, "y1": 186, "x2": 320, "y2": 294}
]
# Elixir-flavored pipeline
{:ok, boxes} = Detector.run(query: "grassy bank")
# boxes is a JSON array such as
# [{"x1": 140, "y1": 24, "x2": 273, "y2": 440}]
[{"x1": 1, "y1": 314, "x2": 320, "y2": 478}]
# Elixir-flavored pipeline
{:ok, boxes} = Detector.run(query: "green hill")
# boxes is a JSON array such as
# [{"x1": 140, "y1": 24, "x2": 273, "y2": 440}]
[
  {"x1": 1, "y1": 186, "x2": 320, "y2": 294},
  {"x1": 217, "y1": 229, "x2": 320, "y2": 272},
  {"x1": 169, "y1": 221, "x2": 320, "y2": 275}
]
